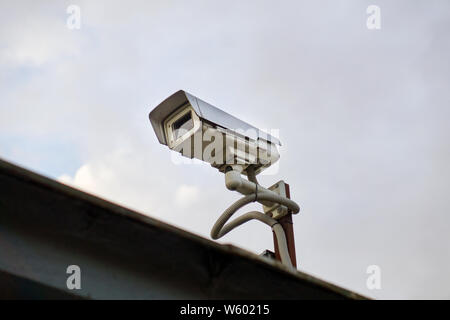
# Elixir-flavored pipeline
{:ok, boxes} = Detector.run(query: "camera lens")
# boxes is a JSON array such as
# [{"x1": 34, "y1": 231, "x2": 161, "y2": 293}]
[{"x1": 172, "y1": 111, "x2": 194, "y2": 140}]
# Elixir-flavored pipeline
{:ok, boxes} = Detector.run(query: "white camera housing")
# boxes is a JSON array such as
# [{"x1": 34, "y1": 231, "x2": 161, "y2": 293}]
[{"x1": 149, "y1": 90, "x2": 281, "y2": 175}]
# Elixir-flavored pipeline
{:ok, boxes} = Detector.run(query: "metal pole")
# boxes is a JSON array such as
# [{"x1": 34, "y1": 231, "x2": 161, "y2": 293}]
[{"x1": 272, "y1": 183, "x2": 297, "y2": 268}]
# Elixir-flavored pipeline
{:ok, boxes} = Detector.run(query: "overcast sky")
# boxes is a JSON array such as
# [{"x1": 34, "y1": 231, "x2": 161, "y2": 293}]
[{"x1": 1, "y1": 0, "x2": 449, "y2": 299}]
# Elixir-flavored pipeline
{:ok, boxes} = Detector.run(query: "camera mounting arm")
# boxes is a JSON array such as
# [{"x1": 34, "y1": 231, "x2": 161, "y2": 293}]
[{"x1": 211, "y1": 165, "x2": 300, "y2": 270}]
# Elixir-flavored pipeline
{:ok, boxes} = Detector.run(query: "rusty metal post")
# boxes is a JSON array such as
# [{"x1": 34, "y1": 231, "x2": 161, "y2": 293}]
[{"x1": 272, "y1": 183, "x2": 297, "y2": 267}]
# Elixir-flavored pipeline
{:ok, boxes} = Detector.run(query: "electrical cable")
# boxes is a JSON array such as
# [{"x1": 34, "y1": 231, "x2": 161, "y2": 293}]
[{"x1": 210, "y1": 187, "x2": 300, "y2": 270}]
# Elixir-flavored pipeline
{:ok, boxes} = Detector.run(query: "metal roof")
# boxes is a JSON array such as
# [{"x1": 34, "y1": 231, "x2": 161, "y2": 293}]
[{"x1": 0, "y1": 158, "x2": 365, "y2": 299}]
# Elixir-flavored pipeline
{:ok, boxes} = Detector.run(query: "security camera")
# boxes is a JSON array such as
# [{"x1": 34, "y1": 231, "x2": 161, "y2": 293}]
[
  {"x1": 149, "y1": 90, "x2": 280, "y2": 176},
  {"x1": 149, "y1": 90, "x2": 300, "y2": 270}
]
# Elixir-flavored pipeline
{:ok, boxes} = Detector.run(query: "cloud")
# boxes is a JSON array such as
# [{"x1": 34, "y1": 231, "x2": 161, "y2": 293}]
[
  {"x1": 58, "y1": 164, "x2": 103, "y2": 194},
  {"x1": 175, "y1": 185, "x2": 200, "y2": 208},
  {"x1": 0, "y1": 4, "x2": 82, "y2": 67}
]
